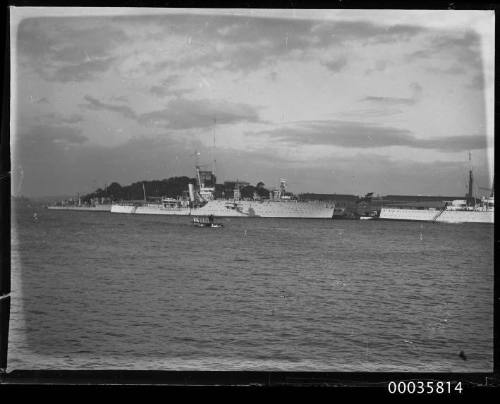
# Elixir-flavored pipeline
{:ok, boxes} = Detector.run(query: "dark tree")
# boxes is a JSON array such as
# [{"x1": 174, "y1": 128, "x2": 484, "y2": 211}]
[
  {"x1": 240, "y1": 185, "x2": 257, "y2": 199},
  {"x1": 255, "y1": 187, "x2": 270, "y2": 199},
  {"x1": 254, "y1": 181, "x2": 269, "y2": 198}
]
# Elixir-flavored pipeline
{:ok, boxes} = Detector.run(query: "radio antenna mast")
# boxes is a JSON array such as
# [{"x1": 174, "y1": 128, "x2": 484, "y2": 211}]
[
  {"x1": 193, "y1": 150, "x2": 200, "y2": 167},
  {"x1": 212, "y1": 117, "x2": 217, "y2": 179}
]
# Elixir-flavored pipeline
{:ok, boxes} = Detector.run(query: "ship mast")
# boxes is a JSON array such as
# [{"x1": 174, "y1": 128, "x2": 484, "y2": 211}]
[
  {"x1": 212, "y1": 117, "x2": 217, "y2": 180},
  {"x1": 467, "y1": 151, "x2": 474, "y2": 206},
  {"x1": 194, "y1": 150, "x2": 201, "y2": 188}
]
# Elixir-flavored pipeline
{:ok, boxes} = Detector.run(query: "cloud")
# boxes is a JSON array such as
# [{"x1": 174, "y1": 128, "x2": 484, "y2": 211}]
[
  {"x1": 15, "y1": 14, "x2": 431, "y2": 81},
  {"x1": 150, "y1": 86, "x2": 192, "y2": 98},
  {"x1": 361, "y1": 97, "x2": 413, "y2": 106},
  {"x1": 208, "y1": 19, "x2": 423, "y2": 71},
  {"x1": 418, "y1": 135, "x2": 487, "y2": 152},
  {"x1": 426, "y1": 65, "x2": 466, "y2": 75},
  {"x1": 81, "y1": 95, "x2": 137, "y2": 119},
  {"x1": 209, "y1": 18, "x2": 421, "y2": 74},
  {"x1": 39, "y1": 113, "x2": 85, "y2": 125},
  {"x1": 111, "y1": 15, "x2": 426, "y2": 75},
  {"x1": 60, "y1": 114, "x2": 85, "y2": 124},
  {"x1": 19, "y1": 124, "x2": 88, "y2": 146},
  {"x1": 361, "y1": 82, "x2": 422, "y2": 106},
  {"x1": 258, "y1": 121, "x2": 413, "y2": 147},
  {"x1": 468, "y1": 73, "x2": 485, "y2": 91},
  {"x1": 406, "y1": 30, "x2": 482, "y2": 72},
  {"x1": 255, "y1": 120, "x2": 487, "y2": 152},
  {"x1": 321, "y1": 57, "x2": 348, "y2": 72},
  {"x1": 139, "y1": 98, "x2": 261, "y2": 129},
  {"x1": 365, "y1": 60, "x2": 389, "y2": 75},
  {"x1": 311, "y1": 20, "x2": 425, "y2": 46},
  {"x1": 150, "y1": 86, "x2": 171, "y2": 97},
  {"x1": 110, "y1": 95, "x2": 129, "y2": 102},
  {"x1": 81, "y1": 94, "x2": 261, "y2": 129},
  {"x1": 17, "y1": 17, "x2": 127, "y2": 81},
  {"x1": 150, "y1": 76, "x2": 193, "y2": 97},
  {"x1": 52, "y1": 57, "x2": 116, "y2": 82},
  {"x1": 338, "y1": 107, "x2": 404, "y2": 119}
]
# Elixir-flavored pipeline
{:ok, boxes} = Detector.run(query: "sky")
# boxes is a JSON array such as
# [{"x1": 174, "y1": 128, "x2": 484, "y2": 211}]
[{"x1": 10, "y1": 8, "x2": 495, "y2": 197}]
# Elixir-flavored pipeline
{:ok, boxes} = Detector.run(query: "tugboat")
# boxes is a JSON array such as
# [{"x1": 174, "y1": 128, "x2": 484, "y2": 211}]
[{"x1": 192, "y1": 215, "x2": 224, "y2": 228}]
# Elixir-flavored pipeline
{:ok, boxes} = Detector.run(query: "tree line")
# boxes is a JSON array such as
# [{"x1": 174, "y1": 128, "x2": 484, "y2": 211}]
[
  {"x1": 83, "y1": 177, "x2": 195, "y2": 201},
  {"x1": 238, "y1": 182, "x2": 270, "y2": 199},
  {"x1": 83, "y1": 177, "x2": 272, "y2": 201}
]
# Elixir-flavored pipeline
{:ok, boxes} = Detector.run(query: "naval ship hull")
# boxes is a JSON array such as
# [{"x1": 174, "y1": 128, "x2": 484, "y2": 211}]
[
  {"x1": 111, "y1": 200, "x2": 334, "y2": 219},
  {"x1": 47, "y1": 204, "x2": 112, "y2": 212},
  {"x1": 111, "y1": 204, "x2": 191, "y2": 215},
  {"x1": 379, "y1": 207, "x2": 493, "y2": 224}
]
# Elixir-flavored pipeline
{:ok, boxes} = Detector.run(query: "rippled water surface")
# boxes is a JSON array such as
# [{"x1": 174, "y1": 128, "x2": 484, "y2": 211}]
[{"x1": 8, "y1": 204, "x2": 494, "y2": 371}]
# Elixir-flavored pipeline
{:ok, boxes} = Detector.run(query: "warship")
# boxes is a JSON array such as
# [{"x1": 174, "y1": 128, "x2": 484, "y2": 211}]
[
  {"x1": 379, "y1": 160, "x2": 494, "y2": 224},
  {"x1": 111, "y1": 165, "x2": 335, "y2": 219}
]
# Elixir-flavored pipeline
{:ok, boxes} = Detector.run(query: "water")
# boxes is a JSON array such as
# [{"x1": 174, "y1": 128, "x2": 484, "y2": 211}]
[{"x1": 8, "y1": 203, "x2": 494, "y2": 371}]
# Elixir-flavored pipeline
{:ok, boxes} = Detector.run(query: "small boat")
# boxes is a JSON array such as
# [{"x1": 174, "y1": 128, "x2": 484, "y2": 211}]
[
  {"x1": 192, "y1": 216, "x2": 224, "y2": 228},
  {"x1": 359, "y1": 210, "x2": 380, "y2": 220}
]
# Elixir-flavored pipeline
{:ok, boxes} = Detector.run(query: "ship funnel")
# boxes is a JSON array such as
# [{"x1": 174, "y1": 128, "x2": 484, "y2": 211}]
[{"x1": 188, "y1": 183, "x2": 195, "y2": 202}]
